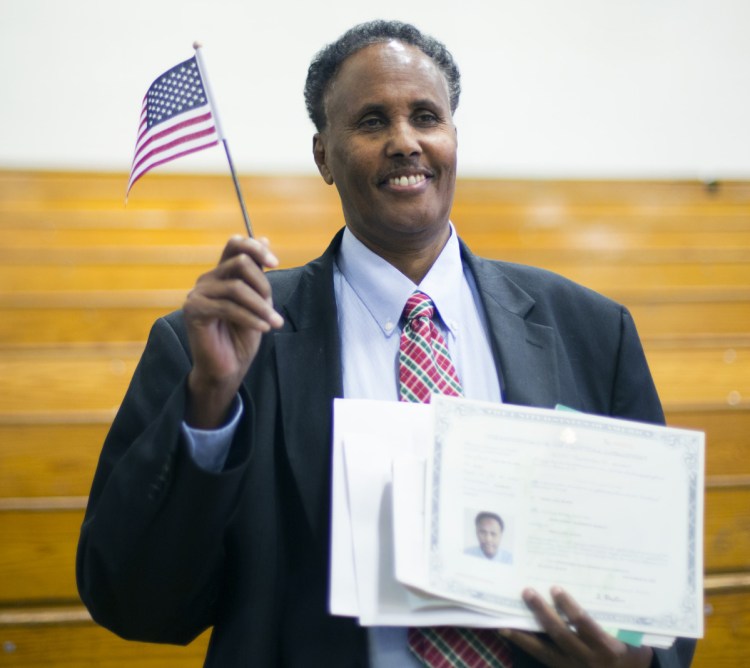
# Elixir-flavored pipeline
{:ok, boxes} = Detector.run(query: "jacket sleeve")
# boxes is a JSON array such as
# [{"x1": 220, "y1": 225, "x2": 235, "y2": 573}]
[
  {"x1": 76, "y1": 314, "x2": 253, "y2": 644},
  {"x1": 610, "y1": 308, "x2": 665, "y2": 425}
]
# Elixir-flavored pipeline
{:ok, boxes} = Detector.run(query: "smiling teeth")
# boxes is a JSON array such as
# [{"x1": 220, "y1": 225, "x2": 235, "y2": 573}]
[{"x1": 389, "y1": 174, "x2": 426, "y2": 186}]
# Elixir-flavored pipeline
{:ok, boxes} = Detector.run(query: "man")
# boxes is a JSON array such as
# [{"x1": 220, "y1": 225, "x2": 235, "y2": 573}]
[
  {"x1": 467, "y1": 512, "x2": 513, "y2": 564},
  {"x1": 77, "y1": 20, "x2": 695, "y2": 668}
]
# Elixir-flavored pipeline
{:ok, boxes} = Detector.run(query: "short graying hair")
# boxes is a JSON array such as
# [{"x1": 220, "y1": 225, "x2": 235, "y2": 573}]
[{"x1": 304, "y1": 20, "x2": 461, "y2": 131}]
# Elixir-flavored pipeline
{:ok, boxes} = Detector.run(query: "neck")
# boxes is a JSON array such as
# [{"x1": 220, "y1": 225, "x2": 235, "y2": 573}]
[{"x1": 351, "y1": 224, "x2": 451, "y2": 284}]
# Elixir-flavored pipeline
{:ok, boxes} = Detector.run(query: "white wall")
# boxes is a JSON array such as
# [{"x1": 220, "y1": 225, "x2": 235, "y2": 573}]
[{"x1": 1, "y1": 0, "x2": 748, "y2": 178}]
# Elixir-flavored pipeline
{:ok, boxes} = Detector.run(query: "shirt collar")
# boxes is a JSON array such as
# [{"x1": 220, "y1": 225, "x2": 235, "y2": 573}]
[{"x1": 336, "y1": 224, "x2": 464, "y2": 338}]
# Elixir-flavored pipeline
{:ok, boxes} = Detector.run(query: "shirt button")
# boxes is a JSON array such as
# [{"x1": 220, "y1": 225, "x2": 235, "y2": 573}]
[{"x1": 384, "y1": 320, "x2": 394, "y2": 332}]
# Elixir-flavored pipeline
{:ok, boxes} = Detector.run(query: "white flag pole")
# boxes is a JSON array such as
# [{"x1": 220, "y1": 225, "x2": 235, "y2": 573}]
[{"x1": 193, "y1": 41, "x2": 254, "y2": 238}]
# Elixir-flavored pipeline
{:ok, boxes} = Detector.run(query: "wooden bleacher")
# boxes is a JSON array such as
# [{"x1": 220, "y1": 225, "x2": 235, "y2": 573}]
[{"x1": 0, "y1": 170, "x2": 748, "y2": 666}]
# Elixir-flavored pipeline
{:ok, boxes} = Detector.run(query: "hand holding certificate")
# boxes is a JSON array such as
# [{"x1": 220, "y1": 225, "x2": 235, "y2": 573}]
[{"x1": 330, "y1": 397, "x2": 704, "y2": 645}]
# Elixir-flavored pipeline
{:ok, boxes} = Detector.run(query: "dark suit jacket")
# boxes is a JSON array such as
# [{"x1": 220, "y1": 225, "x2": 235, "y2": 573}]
[{"x1": 77, "y1": 231, "x2": 695, "y2": 667}]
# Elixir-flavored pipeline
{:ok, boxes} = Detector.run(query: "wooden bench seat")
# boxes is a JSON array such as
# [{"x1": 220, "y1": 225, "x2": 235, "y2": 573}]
[
  {"x1": 1, "y1": 482, "x2": 746, "y2": 603},
  {"x1": 0, "y1": 586, "x2": 744, "y2": 668},
  {"x1": 2, "y1": 170, "x2": 748, "y2": 208},
  {"x1": 0, "y1": 419, "x2": 110, "y2": 498},
  {"x1": 2, "y1": 407, "x2": 746, "y2": 500},
  {"x1": 1, "y1": 171, "x2": 748, "y2": 667},
  {"x1": 0, "y1": 612, "x2": 209, "y2": 668},
  {"x1": 3, "y1": 222, "x2": 750, "y2": 254},
  {"x1": 694, "y1": 585, "x2": 750, "y2": 668},
  {"x1": 0, "y1": 258, "x2": 750, "y2": 294},
  {"x1": 0, "y1": 591, "x2": 746, "y2": 668},
  {"x1": 1, "y1": 342, "x2": 746, "y2": 414},
  {"x1": 0, "y1": 346, "x2": 140, "y2": 414},
  {"x1": 0, "y1": 298, "x2": 175, "y2": 346},
  {"x1": 2, "y1": 291, "x2": 749, "y2": 346}
]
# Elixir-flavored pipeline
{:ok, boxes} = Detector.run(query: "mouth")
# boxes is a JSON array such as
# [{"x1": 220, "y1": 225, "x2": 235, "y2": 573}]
[
  {"x1": 387, "y1": 173, "x2": 427, "y2": 187},
  {"x1": 381, "y1": 167, "x2": 432, "y2": 189}
]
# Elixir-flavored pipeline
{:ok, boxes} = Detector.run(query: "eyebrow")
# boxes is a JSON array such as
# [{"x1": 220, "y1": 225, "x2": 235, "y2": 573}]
[{"x1": 352, "y1": 98, "x2": 442, "y2": 118}]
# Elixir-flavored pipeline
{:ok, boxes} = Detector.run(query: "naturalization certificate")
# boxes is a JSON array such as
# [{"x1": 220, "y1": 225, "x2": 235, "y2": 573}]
[{"x1": 420, "y1": 396, "x2": 704, "y2": 638}]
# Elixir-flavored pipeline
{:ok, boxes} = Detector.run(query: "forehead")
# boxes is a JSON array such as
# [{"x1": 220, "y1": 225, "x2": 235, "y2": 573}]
[
  {"x1": 324, "y1": 40, "x2": 451, "y2": 121},
  {"x1": 477, "y1": 518, "x2": 501, "y2": 530}
]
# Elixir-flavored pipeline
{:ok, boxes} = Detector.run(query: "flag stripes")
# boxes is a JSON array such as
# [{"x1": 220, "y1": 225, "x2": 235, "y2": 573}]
[{"x1": 126, "y1": 56, "x2": 219, "y2": 197}]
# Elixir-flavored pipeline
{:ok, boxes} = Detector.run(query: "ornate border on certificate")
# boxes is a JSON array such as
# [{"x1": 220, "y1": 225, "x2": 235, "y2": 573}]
[{"x1": 427, "y1": 398, "x2": 703, "y2": 637}]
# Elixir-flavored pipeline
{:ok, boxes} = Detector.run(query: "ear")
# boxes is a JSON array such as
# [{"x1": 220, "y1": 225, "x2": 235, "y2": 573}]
[{"x1": 313, "y1": 133, "x2": 334, "y2": 185}]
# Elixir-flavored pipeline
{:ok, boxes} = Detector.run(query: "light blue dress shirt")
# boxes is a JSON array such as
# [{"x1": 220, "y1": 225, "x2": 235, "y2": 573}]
[{"x1": 182, "y1": 224, "x2": 503, "y2": 666}]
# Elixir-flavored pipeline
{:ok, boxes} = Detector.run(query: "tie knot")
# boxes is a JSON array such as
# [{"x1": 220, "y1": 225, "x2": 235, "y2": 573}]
[{"x1": 402, "y1": 291, "x2": 434, "y2": 322}]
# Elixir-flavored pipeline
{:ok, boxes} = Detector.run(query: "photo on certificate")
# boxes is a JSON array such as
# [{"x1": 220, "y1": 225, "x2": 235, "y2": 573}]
[
  {"x1": 463, "y1": 509, "x2": 514, "y2": 565},
  {"x1": 422, "y1": 396, "x2": 704, "y2": 638}
]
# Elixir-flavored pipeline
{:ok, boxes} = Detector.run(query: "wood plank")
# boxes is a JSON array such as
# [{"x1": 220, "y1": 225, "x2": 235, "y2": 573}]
[
  {"x1": 2, "y1": 407, "x2": 746, "y2": 499},
  {"x1": 0, "y1": 619, "x2": 209, "y2": 667},
  {"x1": 2, "y1": 244, "x2": 750, "y2": 268},
  {"x1": 2, "y1": 170, "x2": 749, "y2": 207},
  {"x1": 0, "y1": 587, "x2": 747, "y2": 668},
  {"x1": 704, "y1": 486, "x2": 750, "y2": 572},
  {"x1": 644, "y1": 345, "x2": 750, "y2": 409},
  {"x1": 2, "y1": 261, "x2": 748, "y2": 293},
  {"x1": 0, "y1": 290, "x2": 181, "y2": 346},
  {"x1": 3, "y1": 226, "x2": 750, "y2": 252},
  {"x1": 0, "y1": 305, "x2": 170, "y2": 346},
  {"x1": 0, "y1": 347, "x2": 140, "y2": 413},
  {"x1": 627, "y1": 300, "x2": 750, "y2": 339},
  {"x1": 694, "y1": 589, "x2": 750, "y2": 668},
  {"x1": 0, "y1": 422, "x2": 109, "y2": 498},
  {"x1": 0, "y1": 264, "x2": 208, "y2": 292},
  {"x1": 2, "y1": 481, "x2": 746, "y2": 603},
  {"x1": 0, "y1": 509, "x2": 83, "y2": 603},
  {"x1": 0, "y1": 593, "x2": 746, "y2": 668},
  {"x1": 0, "y1": 343, "x2": 747, "y2": 413},
  {"x1": 665, "y1": 408, "x2": 750, "y2": 477},
  {"x1": 1, "y1": 294, "x2": 749, "y2": 345},
  {"x1": 4, "y1": 205, "x2": 750, "y2": 235}
]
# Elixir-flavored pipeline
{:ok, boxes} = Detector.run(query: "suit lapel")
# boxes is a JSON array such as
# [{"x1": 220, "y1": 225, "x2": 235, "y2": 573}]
[
  {"x1": 274, "y1": 237, "x2": 343, "y2": 549},
  {"x1": 462, "y1": 245, "x2": 563, "y2": 409}
]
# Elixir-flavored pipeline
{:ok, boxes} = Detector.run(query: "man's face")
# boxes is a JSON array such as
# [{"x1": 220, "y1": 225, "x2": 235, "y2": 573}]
[
  {"x1": 476, "y1": 518, "x2": 503, "y2": 558},
  {"x1": 313, "y1": 40, "x2": 458, "y2": 258}
]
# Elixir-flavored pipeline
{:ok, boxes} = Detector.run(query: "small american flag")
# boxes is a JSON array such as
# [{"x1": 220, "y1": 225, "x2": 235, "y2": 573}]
[{"x1": 126, "y1": 56, "x2": 219, "y2": 196}]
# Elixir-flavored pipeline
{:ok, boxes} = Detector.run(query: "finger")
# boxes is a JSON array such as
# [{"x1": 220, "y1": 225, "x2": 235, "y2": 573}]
[
  {"x1": 186, "y1": 290, "x2": 276, "y2": 333},
  {"x1": 196, "y1": 253, "x2": 284, "y2": 326},
  {"x1": 498, "y1": 629, "x2": 566, "y2": 667},
  {"x1": 550, "y1": 587, "x2": 611, "y2": 647},
  {"x1": 186, "y1": 279, "x2": 283, "y2": 331},
  {"x1": 551, "y1": 587, "x2": 656, "y2": 667},
  {"x1": 522, "y1": 588, "x2": 591, "y2": 659},
  {"x1": 219, "y1": 235, "x2": 279, "y2": 268},
  {"x1": 210, "y1": 252, "x2": 274, "y2": 298}
]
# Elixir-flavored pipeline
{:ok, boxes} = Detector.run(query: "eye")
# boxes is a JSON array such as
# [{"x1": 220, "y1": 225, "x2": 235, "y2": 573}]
[
  {"x1": 413, "y1": 110, "x2": 439, "y2": 126},
  {"x1": 357, "y1": 115, "x2": 385, "y2": 131}
]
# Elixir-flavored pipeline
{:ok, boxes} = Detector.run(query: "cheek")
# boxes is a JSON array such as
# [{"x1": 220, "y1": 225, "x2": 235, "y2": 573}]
[
  {"x1": 330, "y1": 146, "x2": 369, "y2": 186},
  {"x1": 434, "y1": 133, "x2": 458, "y2": 166}
]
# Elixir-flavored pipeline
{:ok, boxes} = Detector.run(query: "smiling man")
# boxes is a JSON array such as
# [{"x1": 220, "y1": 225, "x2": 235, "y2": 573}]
[
  {"x1": 77, "y1": 20, "x2": 696, "y2": 668},
  {"x1": 468, "y1": 512, "x2": 513, "y2": 564},
  {"x1": 311, "y1": 36, "x2": 457, "y2": 285}
]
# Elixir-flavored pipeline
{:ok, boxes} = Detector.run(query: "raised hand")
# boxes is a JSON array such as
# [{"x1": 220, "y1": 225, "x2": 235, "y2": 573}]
[{"x1": 183, "y1": 235, "x2": 284, "y2": 428}]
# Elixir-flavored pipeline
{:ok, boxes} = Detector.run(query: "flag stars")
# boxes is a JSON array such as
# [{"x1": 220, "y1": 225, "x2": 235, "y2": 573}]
[{"x1": 141, "y1": 57, "x2": 210, "y2": 128}]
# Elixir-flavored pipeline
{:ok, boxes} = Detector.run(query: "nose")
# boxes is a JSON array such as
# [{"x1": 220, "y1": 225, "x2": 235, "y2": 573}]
[{"x1": 385, "y1": 120, "x2": 421, "y2": 158}]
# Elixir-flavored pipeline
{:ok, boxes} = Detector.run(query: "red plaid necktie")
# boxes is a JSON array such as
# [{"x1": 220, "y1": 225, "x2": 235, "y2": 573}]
[
  {"x1": 399, "y1": 291, "x2": 513, "y2": 668},
  {"x1": 399, "y1": 291, "x2": 462, "y2": 402}
]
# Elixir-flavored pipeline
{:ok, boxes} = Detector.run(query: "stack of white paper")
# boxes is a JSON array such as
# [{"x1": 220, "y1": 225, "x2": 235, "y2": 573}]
[{"x1": 330, "y1": 397, "x2": 704, "y2": 648}]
